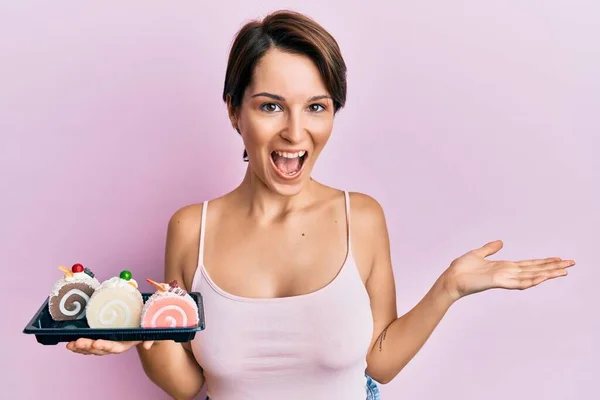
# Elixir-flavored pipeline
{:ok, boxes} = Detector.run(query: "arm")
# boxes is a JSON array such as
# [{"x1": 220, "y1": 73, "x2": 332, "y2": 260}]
[
  {"x1": 351, "y1": 193, "x2": 455, "y2": 384},
  {"x1": 136, "y1": 207, "x2": 205, "y2": 400},
  {"x1": 356, "y1": 194, "x2": 573, "y2": 384},
  {"x1": 366, "y1": 276, "x2": 454, "y2": 384}
]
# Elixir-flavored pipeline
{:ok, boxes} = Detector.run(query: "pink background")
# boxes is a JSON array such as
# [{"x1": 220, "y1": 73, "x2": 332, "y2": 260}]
[{"x1": 2, "y1": 1, "x2": 598, "y2": 399}]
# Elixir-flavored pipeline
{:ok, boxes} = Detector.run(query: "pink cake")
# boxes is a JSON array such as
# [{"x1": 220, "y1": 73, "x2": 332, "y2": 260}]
[
  {"x1": 141, "y1": 279, "x2": 199, "y2": 328},
  {"x1": 49, "y1": 264, "x2": 100, "y2": 321}
]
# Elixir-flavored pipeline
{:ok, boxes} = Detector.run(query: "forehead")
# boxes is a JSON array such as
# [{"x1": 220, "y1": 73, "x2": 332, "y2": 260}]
[{"x1": 248, "y1": 48, "x2": 328, "y2": 98}]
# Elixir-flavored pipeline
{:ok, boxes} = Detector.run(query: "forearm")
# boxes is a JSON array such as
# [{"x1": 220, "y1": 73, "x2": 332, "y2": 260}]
[
  {"x1": 137, "y1": 341, "x2": 205, "y2": 400},
  {"x1": 366, "y1": 276, "x2": 455, "y2": 384}
]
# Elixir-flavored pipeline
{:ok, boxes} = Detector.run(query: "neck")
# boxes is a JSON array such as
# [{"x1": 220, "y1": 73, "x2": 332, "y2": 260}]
[{"x1": 234, "y1": 164, "x2": 316, "y2": 221}]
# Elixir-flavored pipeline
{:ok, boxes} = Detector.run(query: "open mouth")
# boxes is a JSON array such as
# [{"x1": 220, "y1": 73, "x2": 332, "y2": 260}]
[{"x1": 270, "y1": 150, "x2": 308, "y2": 179}]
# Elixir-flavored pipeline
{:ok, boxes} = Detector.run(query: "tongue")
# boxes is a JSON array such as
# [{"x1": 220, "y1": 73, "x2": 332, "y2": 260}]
[{"x1": 273, "y1": 154, "x2": 300, "y2": 175}]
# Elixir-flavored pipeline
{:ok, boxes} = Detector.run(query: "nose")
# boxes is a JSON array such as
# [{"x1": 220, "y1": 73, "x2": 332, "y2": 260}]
[{"x1": 279, "y1": 110, "x2": 305, "y2": 144}]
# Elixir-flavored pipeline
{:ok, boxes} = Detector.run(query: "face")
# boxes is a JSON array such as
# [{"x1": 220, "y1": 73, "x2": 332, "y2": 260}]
[{"x1": 229, "y1": 48, "x2": 335, "y2": 196}]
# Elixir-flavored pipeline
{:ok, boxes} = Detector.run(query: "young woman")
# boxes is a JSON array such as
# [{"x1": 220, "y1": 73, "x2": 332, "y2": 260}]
[{"x1": 67, "y1": 10, "x2": 575, "y2": 400}]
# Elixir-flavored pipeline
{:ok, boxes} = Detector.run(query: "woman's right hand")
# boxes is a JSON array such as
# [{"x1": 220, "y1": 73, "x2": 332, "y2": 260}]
[{"x1": 66, "y1": 338, "x2": 155, "y2": 356}]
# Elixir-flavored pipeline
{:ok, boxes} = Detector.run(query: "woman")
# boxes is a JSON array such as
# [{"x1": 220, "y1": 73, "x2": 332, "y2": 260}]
[{"x1": 67, "y1": 10, "x2": 575, "y2": 400}]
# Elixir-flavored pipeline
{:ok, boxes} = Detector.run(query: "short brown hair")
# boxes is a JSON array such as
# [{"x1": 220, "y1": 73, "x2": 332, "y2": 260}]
[{"x1": 223, "y1": 10, "x2": 347, "y2": 113}]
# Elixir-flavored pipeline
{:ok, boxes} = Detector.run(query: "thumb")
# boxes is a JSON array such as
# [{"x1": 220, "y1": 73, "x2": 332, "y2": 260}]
[
  {"x1": 142, "y1": 341, "x2": 155, "y2": 350},
  {"x1": 474, "y1": 240, "x2": 504, "y2": 258}
]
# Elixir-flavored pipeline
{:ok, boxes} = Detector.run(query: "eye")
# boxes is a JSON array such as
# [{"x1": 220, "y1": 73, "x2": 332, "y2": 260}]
[
  {"x1": 260, "y1": 103, "x2": 282, "y2": 113},
  {"x1": 308, "y1": 103, "x2": 326, "y2": 113}
]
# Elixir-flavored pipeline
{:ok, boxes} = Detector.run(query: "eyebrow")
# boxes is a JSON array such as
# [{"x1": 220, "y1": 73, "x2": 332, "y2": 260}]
[{"x1": 250, "y1": 92, "x2": 332, "y2": 102}]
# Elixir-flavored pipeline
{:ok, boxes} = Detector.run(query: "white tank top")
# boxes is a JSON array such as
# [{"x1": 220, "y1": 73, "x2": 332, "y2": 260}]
[{"x1": 190, "y1": 191, "x2": 374, "y2": 399}]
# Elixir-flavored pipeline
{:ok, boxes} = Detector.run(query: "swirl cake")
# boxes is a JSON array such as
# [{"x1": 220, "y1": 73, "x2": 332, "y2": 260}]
[
  {"x1": 86, "y1": 270, "x2": 144, "y2": 329},
  {"x1": 141, "y1": 279, "x2": 199, "y2": 328},
  {"x1": 49, "y1": 264, "x2": 100, "y2": 321}
]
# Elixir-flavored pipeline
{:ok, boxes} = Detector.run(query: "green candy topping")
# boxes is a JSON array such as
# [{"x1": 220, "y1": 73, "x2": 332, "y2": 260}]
[{"x1": 119, "y1": 270, "x2": 132, "y2": 281}]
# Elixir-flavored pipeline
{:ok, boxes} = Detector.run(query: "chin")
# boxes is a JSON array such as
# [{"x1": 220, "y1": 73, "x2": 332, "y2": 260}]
[
  {"x1": 267, "y1": 177, "x2": 310, "y2": 197},
  {"x1": 259, "y1": 150, "x2": 313, "y2": 196}
]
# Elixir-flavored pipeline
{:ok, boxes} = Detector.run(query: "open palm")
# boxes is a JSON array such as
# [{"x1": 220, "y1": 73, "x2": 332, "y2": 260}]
[{"x1": 445, "y1": 240, "x2": 575, "y2": 300}]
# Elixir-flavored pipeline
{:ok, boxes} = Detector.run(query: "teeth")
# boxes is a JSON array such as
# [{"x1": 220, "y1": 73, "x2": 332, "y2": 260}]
[{"x1": 274, "y1": 151, "x2": 306, "y2": 158}]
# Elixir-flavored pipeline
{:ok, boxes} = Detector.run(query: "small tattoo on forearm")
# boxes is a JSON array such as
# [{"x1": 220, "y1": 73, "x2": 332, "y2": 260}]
[{"x1": 378, "y1": 327, "x2": 388, "y2": 352}]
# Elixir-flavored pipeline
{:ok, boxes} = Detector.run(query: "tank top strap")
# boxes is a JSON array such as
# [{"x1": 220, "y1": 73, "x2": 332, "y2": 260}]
[
  {"x1": 343, "y1": 191, "x2": 351, "y2": 247},
  {"x1": 198, "y1": 200, "x2": 209, "y2": 266}
]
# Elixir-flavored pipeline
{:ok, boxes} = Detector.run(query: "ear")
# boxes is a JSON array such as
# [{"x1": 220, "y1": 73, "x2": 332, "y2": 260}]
[{"x1": 225, "y1": 94, "x2": 240, "y2": 132}]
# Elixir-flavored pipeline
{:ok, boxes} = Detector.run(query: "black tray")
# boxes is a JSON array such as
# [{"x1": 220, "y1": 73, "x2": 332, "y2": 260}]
[{"x1": 23, "y1": 292, "x2": 205, "y2": 345}]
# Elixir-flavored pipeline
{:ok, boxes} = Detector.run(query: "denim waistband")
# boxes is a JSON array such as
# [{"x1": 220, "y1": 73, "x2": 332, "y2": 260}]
[{"x1": 366, "y1": 374, "x2": 381, "y2": 399}]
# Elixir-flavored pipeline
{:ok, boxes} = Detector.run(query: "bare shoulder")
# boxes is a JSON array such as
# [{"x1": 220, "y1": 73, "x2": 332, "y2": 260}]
[
  {"x1": 164, "y1": 194, "x2": 236, "y2": 287},
  {"x1": 164, "y1": 203, "x2": 204, "y2": 289},
  {"x1": 344, "y1": 191, "x2": 391, "y2": 283},
  {"x1": 347, "y1": 191, "x2": 387, "y2": 231},
  {"x1": 167, "y1": 203, "x2": 203, "y2": 241},
  {"x1": 312, "y1": 184, "x2": 387, "y2": 234}
]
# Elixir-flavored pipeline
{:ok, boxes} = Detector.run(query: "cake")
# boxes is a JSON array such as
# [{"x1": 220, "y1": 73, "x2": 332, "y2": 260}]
[
  {"x1": 86, "y1": 270, "x2": 144, "y2": 329},
  {"x1": 141, "y1": 279, "x2": 199, "y2": 328},
  {"x1": 49, "y1": 264, "x2": 100, "y2": 321}
]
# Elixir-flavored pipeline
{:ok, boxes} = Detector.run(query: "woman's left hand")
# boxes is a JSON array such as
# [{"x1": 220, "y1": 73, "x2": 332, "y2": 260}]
[{"x1": 442, "y1": 240, "x2": 575, "y2": 301}]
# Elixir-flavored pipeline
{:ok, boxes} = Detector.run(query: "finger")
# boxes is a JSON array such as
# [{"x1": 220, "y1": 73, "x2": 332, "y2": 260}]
[
  {"x1": 517, "y1": 257, "x2": 562, "y2": 267},
  {"x1": 71, "y1": 338, "x2": 105, "y2": 355},
  {"x1": 70, "y1": 339, "x2": 119, "y2": 355},
  {"x1": 521, "y1": 259, "x2": 575, "y2": 272},
  {"x1": 67, "y1": 345, "x2": 88, "y2": 355},
  {"x1": 70, "y1": 347, "x2": 99, "y2": 356},
  {"x1": 91, "y1": 339, "x2": 116, "y2": 352},
  {"x1": 71, "y1": 349, "x2": 93, "y2": 355},
  {"x1": 474, "y1": 240, "x2": 504, "y2": 258},
  {"x1": 74, "y1": 338, "x2": 95, "y2": 351},
  {"x1": 85, "y1": 347, "x2": 112, "y2": 356},
  {"x1": 519, "y1": 268, "x2": 569, "y2": 279},
  {"x1": 516, "y1": 269, "x2": 568, "y2": 289},
  {"x1": 142, "y1": 341, "x2": 154, "y2": 350},
  {"x1": 98, "y1": 341, "x2": 130, "y2": 354}
]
